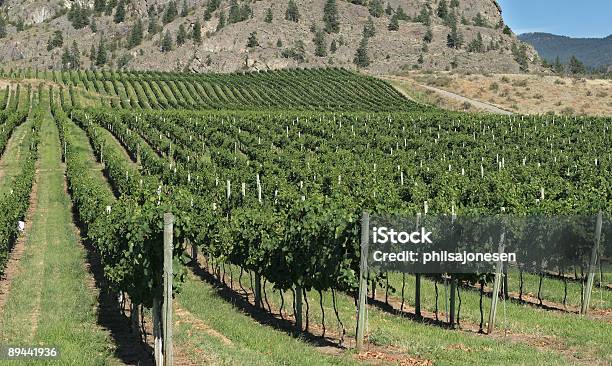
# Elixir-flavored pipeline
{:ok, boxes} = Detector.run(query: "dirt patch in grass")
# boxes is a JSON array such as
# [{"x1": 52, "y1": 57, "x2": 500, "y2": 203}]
[
  {"x1": 175, "y1": 304, "x2": 233, "y2": 346},
  {"x1": 358, "y1": 349, "x2": 433, "y2": 365}
]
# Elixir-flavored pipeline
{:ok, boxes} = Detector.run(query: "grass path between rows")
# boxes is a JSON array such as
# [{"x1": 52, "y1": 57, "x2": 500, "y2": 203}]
[
  {"x1": 0, "y1": 118, "x2": 32, "y2": 195},
  {"x1": 188, "y1": 260, "x2": 609, "y2": 366},
  {"x1": 0, "y1": 111, "x2": 121, "y2": 365},
  {"x1": 173, "y1": 271, "x2": 359, "y2": 366}
]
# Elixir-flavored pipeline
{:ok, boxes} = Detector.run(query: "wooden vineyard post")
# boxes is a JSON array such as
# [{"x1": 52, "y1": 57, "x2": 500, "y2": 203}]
[
  {"x1": 153, "y1": 298, "x2": 163, "y2": 366},
  {"x1": 415, "y1": 212, "x2": 422, "y2": 318},
  {"x1": 254, "y1": 175, "x2": 263, "y2": 309},
  {"x1": 581, "y1": 211, "x2": 603, "y2": 315},
  {"x1": 295, "y1": 191, "x2": 304, "y2": 331},
  {"x1": 162, "y1": 213, "x2": 174, "y2": 366},
  {"x1": 488, "y1": 208, "x2": 506, "y2": 334},
  {"x1": 449, "y1": 210, "x2": 457, "y2": 328},
  {"x1": 356, "y1": 211, "x2": 370, "y2": 352}
]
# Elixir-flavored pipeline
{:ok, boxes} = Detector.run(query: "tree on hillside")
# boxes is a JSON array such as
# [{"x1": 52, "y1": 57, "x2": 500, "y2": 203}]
[
  {"x1": 423, "y1": 27, "x2": 433, "y2": 43},
  {"x1": 229, "y1": 0, "x2": 242, "y2": 23},
  {"x1": 216, "y1": 9, "x2": 226, "y2": 31},
  {"x1": 61, "y1": 47, "x2": 74, "y2": 69},
  {"x1": 247, "y1": 31, "x2": 259, "y2": 48},
  {"x1": 323, "y1": 0, "x2": 339, "y2": 33},
  {"x1": 446, "y1": 23, "x2": 463, "y2": 49},
  {"x1": 192, "y1": 19, "x2": 202, "y2": 44},
  {"x1": 163, "y1": 1, "x2": 178, "y2": 24},
  {"x1": 388, "y1": 14, "x2": 399, "y2": 31},
  {"x1": 94, "y1": 0, "x2": 106, "y2": 13},
  {"x1": 62, "y1": 41, "x2": 81, "y2": 69},
  {"x1": 161, "y1": 30, "x2": 173, "y2": 52},
  {"x1": 241, "y1": 4, "x2": 252, "y2": 20},
  {"x1": 353, "y1": 36, "x2": 370, "y2": 67},
  {"x1": 117, "y1": 53, "x2": 132, "y2": 69},
  {"x1": 293, "y1": 40, "x2": 306, "y2": 62},
  {"x1": 568, "y1": 55, "x2": 585, "y2": 74},
  {"x1": 114, "y1": 0, "x2": 126, "y2": 23},
  {"x1": 363, "y1": 16, "x2": 375, "y2": 38},
  {"x1": 444, "y1": 10, "x2": 457, "y2": 27},
  {"x1": 148, "y1": 4, "x2": 157, "y2": 17},
  {"x1": 467, "y1": 32, "x2": 484, "y2": 53},
  {"x1": 204, "y1": 0, "x2": 221, "y2": 20},
  {"x1": 105, "y1": 0, "x2": 116, "y2": 16},
  {"x1": 553, "y1": 56, "x2": 564, "y2": 74},
  {"x1": 70, "y1": 41, "x2": 81, "y2": 68},
  {"x1": 95, "y1": 39, "x2": 107, "y2": 66},
  {"x1": 285, "y1": 0, "x2": 300, "y2": 22},
  {"x1": 264, "y1": 7, "x2": 273, "y2": 23},
  {"x1": 511, "y1": 42, "x2": 529, "y2": 72},
  {"x1": 15, "y1": 18, "x2": 24, "y2": 32},
  {"x1": 128, "y1": 19, "x2": 144, "y2": 48},
  {"x1": 487, "y1": 39, "x2": 498, "y2": 51},
  {"x1": 473, "y1": 12, "x2": 487, "y2": 27},
  {"x1": 314, "y1": 28, "x2": 327, "y2": 57},
  {"x1": 395, "y1": 6, "x2": 408, "y2": 20},
  {"x1": 90, "y1": 44, "x2": 96, "y2": 62},
  {"x1": 0, "y1": 18, "x2": 6, "y2": 39},
  {"x1": 450, "y1": 0, "x2": 460, "y2": 8},
  {"x1": 67, "y1": 3, "x2": 90, "y2": 29},
  {"x1": 385, "y1": 3, "x2": 393, "y2": 16},
  {"x1": 148, "y1": 17, "x2": 160, "y2": 35},
  {"x1": 47, "y1": 30, "x2": 64, "y2": 51},
  {"x1": 368, "y1": 0, "x2": 384, "y2": 18},
  {"x1": 437, "y1": 0, "x2": 448, "y2": 20},
  {"x1": 180, "y1": 0, "x2": 189, "y2": 17},
  {"x1": 176, "y1": 24, "x2": 187, "y2": 46},
  {"x1": 330, "y1": 38, "x2": 337, "y2": 53},
  {"x1": 415, "y1": 5, "x2": 430, "y2": 26}
]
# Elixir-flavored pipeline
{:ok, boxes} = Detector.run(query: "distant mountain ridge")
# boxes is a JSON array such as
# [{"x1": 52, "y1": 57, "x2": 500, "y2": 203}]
[{"x1": 518, "y1": 32, "x2": 612, "y2": 70}]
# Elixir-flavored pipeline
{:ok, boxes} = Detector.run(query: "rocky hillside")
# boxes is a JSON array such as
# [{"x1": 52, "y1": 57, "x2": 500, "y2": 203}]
[{"x1": 0, "y1": 0, "x2": 541, "y2": 74}]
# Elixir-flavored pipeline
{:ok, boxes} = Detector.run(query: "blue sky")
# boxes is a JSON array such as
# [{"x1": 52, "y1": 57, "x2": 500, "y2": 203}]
[{"x1": 497, "y1": 0, "x2": 611, "y2": 38}]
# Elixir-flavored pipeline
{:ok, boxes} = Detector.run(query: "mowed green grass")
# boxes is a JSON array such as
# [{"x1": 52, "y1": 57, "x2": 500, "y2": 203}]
[
  {"x1": 0, "y1": 118, "x2": 32, "y2": 196},
  {"x1": 180, "y1": 261, "x2": 610, "y2": 366},
  {"x1": 174, "y1": 271, "x2": 359, "y2": 366},
  {"x1": 0, "y1": 110, "x2": 120, "y2": 365},
  {"x1": 385, "y1": 273, "x2": 612, "y2": 363},
  {"x1": 505, "y1": 270, "x2": 611, "y2": 310}
]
